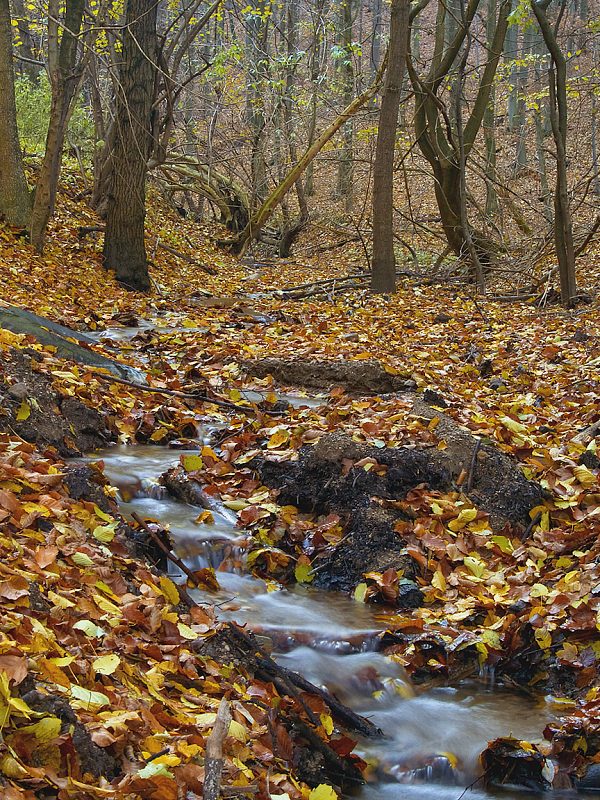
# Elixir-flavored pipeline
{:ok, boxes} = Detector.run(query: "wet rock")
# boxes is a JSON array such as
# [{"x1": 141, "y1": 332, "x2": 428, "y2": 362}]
[
  {"x1": 578, "y1": 763, "x2": 600, "y2": 790},
  {"x1": 481, "y1": 738, "x2": 551, "y2": 792},
  {"x1": 579, "y1": 450, "x2": 600, "y2": 470},
  {"x1": 160, "y1": 465, "x2": 213, "y2": 508},
  {"x1": 243, "y1": 357, "x2": 416, "y2": 396}
]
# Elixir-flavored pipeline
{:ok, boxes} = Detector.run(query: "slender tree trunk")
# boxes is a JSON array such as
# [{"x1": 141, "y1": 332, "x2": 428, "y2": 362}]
[
  {"x1": 103, "y1": 0, "x2": 158, "y2": 291},
  {"x1": 336, "y1": 0, "x2": 355, "y2": 212},
  {"x1": 483, "y1": 0, "x2": 498, "y2": 215},
  {"x1": 531, "y1": 0, "x2": 576, "y2": 307},
  {"x1": 10, "y1": 0, "x2": 40, "y2": 82},
  {"x1": 370, "y1": 0, "x2": 409, "y2": 293},
  {"x1": 0, "y1": 0, "x2": 31, "y2": 227},
  {"x1": 29, "y1": 0, "x2": 85, "y2": 252}
]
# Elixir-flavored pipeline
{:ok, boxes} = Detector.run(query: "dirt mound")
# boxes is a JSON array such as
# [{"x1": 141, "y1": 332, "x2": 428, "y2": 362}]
[
  {"x1": 243, "y1": 357, "x2": 417, "y2": 395},
  {"x1": 0, "y1": 349, "x2": 113, "y2": 456},
  {"x1": 253, "y1": 425, "x2": 542, "y2": 597}
]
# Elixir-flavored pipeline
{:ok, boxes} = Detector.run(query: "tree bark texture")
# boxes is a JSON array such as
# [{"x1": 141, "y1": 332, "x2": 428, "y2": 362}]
[
  {"x1": 103, "y1": 0, "x2": 158, "y2": 291},
  {"x1": 30, "y1": 0, "x2": 85, "y2": 252},
  {"x1": 370, "y1": 0, "x2": 410, "y2": 293},
  {"x1": 0, "y1": 0, "x2": 31, "y2": 227}
]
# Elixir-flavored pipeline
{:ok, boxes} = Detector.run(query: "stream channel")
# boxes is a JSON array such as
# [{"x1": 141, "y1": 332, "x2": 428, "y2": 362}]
[{"x1": 80, "y1": 358, "x2": 595, "y2": 800}]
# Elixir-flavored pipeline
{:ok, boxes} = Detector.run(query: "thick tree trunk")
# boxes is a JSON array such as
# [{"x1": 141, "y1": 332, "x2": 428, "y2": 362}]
[
  {"x1": 370, "y1": 0, "x2": 409, "y2": 293},
  {"x1": 0, "y1": 0, "x2": 31, "y2": 227},
  {"x1": 103, "y1": 0, "x2": 158, "y2": 291},
  {"x1": 29, "y1": 0, "x2": 85, "y2": 253}
]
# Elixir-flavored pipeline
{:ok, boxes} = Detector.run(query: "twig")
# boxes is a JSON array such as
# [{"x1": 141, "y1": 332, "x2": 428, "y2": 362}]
[
  {"x1": 86, "y1": 368, "x2": 283, "y2": 416},
  {"x1": 131, "y1": 512, "x2": 209, "y2": 590},
  {"x1": 203, "y1": 698, "x2": 232, "y2": 800},
  {"x1": 520, "y1": 511, "x2": 542, "y2": 542},
  {"x1": 466, "y1": 439, "x2": 481, "y2": 493},
  {"x1": 572, "y1": 419, "x2": 600, "y2": 445}
]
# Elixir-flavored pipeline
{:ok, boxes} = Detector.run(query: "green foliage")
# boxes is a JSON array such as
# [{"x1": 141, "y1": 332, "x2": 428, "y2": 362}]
[{"x1": 15, "y1": 75, "x2": 94, "y2": 158}]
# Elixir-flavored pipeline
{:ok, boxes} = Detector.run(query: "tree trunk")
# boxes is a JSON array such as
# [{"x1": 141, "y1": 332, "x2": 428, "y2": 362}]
[
  {"x1": 531, "y1": 0, "x2": 576, "y2": 307},
  {"x1": 0, "y1": 0, "x2": 31, "y2": 227},
  {"x1": 370, "y1": 0, "x2": 409, "y2": 293},
  {"x1": 10, "y1": 0, "x2": 40, "y2": 82},
  {"x1": 103, "y1": 0, "x2": 158, "y2": 291},
  {"x1": 29, "y1": 0, "x2": 85, "y2": 252},
  {"x1": 336, "y1": 0, "x2": 355, "y2": 212}
]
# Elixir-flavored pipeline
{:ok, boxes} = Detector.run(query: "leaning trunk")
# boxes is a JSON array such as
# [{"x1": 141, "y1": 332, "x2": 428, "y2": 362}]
[
  {"x1": 103, "y1": 0, "x2": 158, "y2": 291},
  {"x1": 0, "y1": 0, "x2": 31, "y2": 227}
]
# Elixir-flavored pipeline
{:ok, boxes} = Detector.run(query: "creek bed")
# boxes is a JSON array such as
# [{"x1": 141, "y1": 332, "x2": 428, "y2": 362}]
[{"x1": 91, "y1": 443, "x2": 592, "y2": 799}]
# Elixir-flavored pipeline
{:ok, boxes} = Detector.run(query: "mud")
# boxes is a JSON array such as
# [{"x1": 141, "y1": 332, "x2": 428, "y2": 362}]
[
  {"x1": 0, "y1": 349, "x2": 113, "y2": 456},
  {"x1": 20, "y1": 691, "x2": 119, "y2": 780},
  {"x1": 243, "y1": 358, "x2": 417, "y2": 395},
  {"x1": 253, "y1": 426, "x2": 542, "y2": 597}
]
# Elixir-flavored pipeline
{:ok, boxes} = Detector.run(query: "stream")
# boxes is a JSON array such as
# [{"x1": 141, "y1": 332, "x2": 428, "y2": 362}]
[{"x1": 86, "y1": 442, "x2": 585, "y2": 800}]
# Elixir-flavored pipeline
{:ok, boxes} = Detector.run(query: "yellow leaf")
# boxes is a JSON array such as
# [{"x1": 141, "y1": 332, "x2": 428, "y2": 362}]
[
  {"x1": 69, "y1": 685, "x2": 110, "y2": 710},
  {"x1": 182, "y1": 455, "x2": 203, "y2": 472},
  {"x1": 177, "y1": 623, "x2": 198, "y2": 640},
  {"x1": 19, "y1": 716, "x2": 61, "y2": 742},
  {"x1": 573, "y1": 465, "x2": 597, "y2": 488},
  {"x1": 530, "y1": 583, "x2": 549, "y2": 598},
  {"x1": 464, "y1": 556, "x2": 486, "y2": 578},
  {"x1": 223, "y1": 499, "x2": 248, "y2": 511},
  {"x1": 93, "y1": 654, "x2": 120, "y2": 676},
  {"x1": 194, "y1": 510, "x2": 214, "y2": 524},
  {"x1": 431, "y1": 569, "x2": 446, "y2": 591},
  {"x1": 93, "y1": 524, "x2": 117, "y2": 543},
  {"x1": 309, "y1": 785, "x2": 338, "y2": 800},
  {"x1": 354, "y1": 582, "x2": 368, "y2": 603},
  {"x1": 72, "y1": 552, "x2": 95, "y2": 568},
  {"x1": 534, "y1": 628, "x2": 552, "y2": 649},
  {"x1": 320, "y1": 713, "x2": 334, "y2": 735},
  {"x1": 448, "y1": 508, "x2": 478, "y2": 531},
  {"x1": 160, "y1": 576, "x2": 180, "y2": 606},
  {"x1": 16, "y1": 401, "x2": 31, "y2": 421},
  {"x1": 228, "y1": 719, "x2": 247, "y2": 742},
  {"x1": 267, "y1": 428, "x2": 290, "y2": 449},
  {"x1": 295, "y1": 556, "x2": 314, "y2": 584}
]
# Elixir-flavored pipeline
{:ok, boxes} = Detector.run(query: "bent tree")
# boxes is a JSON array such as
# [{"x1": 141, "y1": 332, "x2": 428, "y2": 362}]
[
  {"x1": 370, "y1": 0, "x2": 410, "y2": 294},
  {"x1": 103, "y1": 0, "x2": 158, "y2": 291},
  {"x1": 0, "y1": 0, "x2": 31, "y2": 227},
  {"x1": 407, "y1": 0, "x2": 512, "y2": 263}
]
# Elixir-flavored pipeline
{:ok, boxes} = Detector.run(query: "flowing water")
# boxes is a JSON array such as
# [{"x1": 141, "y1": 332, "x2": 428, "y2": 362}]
[{"x1": 90, "y1": 443, "x2": 594, "y2": 800}]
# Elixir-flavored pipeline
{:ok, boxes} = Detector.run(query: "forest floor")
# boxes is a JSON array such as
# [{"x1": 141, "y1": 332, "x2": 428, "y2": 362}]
[{"x1": 0, "y1": 180, "x2": 599, "y2": 799}]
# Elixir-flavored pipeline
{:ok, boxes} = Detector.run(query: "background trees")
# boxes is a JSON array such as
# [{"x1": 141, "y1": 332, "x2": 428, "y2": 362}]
[{"x1": 0, "y1": 0, "x2": 597, "y2": 304}]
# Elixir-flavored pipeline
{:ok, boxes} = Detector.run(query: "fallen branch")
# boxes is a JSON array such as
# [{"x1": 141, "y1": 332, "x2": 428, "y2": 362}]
[
  {"x1": 86, "y1": 368, "x2": 283, "y2": 416},
  {"x1": 226, "y1": 624, "x2": 383, "y2": 740},
  {"x1": 131, "y1": 512, "x2": 212, "y2": 593},
  {"x1": 572, "y1": 419, "x2": 600, "y2": 445},
  {"x1": 203, "y1": 698, "x2": 232, "y2": 800}
]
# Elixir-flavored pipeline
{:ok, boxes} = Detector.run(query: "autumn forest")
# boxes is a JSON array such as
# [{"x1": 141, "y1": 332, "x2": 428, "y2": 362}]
[{"x1": 0, "y1": 0, "x2": 599, "y2": 799}]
